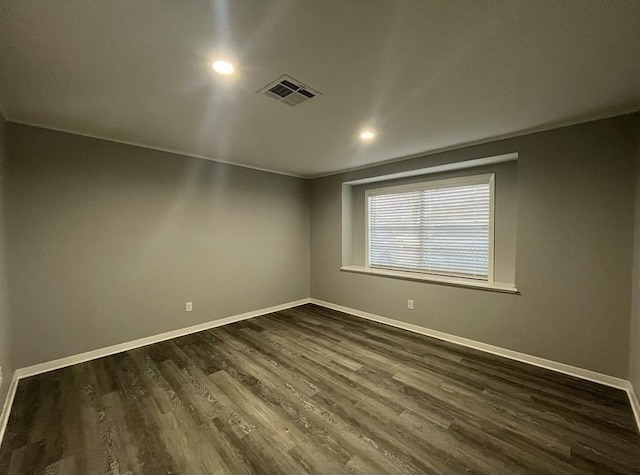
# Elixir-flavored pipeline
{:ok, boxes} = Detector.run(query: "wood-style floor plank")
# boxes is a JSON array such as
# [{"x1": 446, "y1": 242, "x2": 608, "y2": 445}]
[{"x1": 1, "y1": 303, "x2": 639, "y2": 474}]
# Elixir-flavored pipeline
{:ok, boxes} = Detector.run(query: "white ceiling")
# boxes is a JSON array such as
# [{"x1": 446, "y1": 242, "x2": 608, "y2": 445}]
[{"x1": 1, "y1": 1, "x2": 639, "y2": 177}]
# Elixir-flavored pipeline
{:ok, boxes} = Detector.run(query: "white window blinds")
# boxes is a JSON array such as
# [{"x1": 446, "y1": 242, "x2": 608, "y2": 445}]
[{"x1": 367, "y1": 175, "x2": 493, "y2": 280}]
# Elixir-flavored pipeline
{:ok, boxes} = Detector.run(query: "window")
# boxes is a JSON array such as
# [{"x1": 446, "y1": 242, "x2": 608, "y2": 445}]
[{"x1": 366, "y1": 174, "x2": 494, "y2": 281}]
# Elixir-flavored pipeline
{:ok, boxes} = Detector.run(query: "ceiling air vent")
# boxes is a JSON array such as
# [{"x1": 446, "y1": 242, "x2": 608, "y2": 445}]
[{"x1": 258, "y1": 75, "x2": 321, "y2": 107}]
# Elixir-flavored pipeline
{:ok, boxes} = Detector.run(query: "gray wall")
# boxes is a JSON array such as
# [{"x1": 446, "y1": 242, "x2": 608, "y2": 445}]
[
  {"x1": 630, "y1": 136, "x2": 640, "y2": 395},
  {"x1": 310, "y1": 113, "x2": 639, "y2": 378},
  {"x1": 2, "y1": 114, "x2": 639, "y2": 383},
  {"x1": 0, "y1": 111, "x2": 12, "y2": 406},
  {"x1": 5, "y1": 123, "x2": 310, "y2": 369}
]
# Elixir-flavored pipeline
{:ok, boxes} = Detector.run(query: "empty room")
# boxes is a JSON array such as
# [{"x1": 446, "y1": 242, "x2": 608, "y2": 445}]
[{"x1": 1, "y1": 0, "x2": 640, "y2": 473}]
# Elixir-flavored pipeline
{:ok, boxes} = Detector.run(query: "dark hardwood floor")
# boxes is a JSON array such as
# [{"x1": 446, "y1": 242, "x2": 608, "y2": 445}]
[{"x1": 1, "y1": 303, "x2": 639, "y2": 474}]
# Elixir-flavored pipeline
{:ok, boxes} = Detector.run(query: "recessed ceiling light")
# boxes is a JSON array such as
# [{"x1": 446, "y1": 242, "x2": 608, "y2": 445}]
[
  {"x1": 212, "y1": 60, "x2": 235, "y2": 75},
  {"x1": 360, "y1": 130, "x2": 376, "y2": 141}
]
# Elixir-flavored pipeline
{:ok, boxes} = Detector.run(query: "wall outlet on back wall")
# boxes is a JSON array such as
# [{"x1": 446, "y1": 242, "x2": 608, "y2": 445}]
[
  {"x1": 186, "y1": 302, "x2": 193, "y2": 312},
  {"x1": 408, "y1": 300, "x2": 414, "y2": 310}
]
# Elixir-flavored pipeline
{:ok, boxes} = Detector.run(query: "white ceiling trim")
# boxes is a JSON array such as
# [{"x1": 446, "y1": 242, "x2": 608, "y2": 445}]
[
  {"x1": 9, "y1": 119, "x2": 305, "y2": 179},
  {"x1": 310, "y1": 107, "x2": 640, "y2": 179},
  {"x1": 12, "y1": 106, "x2": 639, "y2": 181}
]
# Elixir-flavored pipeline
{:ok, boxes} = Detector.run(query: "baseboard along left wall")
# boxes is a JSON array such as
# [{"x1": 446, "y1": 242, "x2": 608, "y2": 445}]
[{"x1": 0, "y1": 298, "x2": 311, "y2": 446}]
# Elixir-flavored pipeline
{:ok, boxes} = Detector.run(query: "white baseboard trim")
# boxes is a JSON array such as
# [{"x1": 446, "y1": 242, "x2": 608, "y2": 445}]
[
  {"x1": 15, "y1": 298, "x2": 311, "y2": 380},
  {"x1": 0, "y1": 298, "x2": 311, "y2": 446},
  {"x1": 309, "y1": 299, "x2": 629, "y2": 390},
  {"x1": 0, "y1": 372, "x2": 19, "y2": 450},
  {"x1": 310, "y1": 298, "x2": 640, "y2": 432},
  {"x1": 625, "y1": 381, "x2": 640, "y2": 432},
  {"x1": 3, "y1": 296, "x2": 639, "y2": 444}
]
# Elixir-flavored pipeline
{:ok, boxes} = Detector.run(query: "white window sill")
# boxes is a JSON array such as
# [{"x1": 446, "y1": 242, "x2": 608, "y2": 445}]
[{"x1": 340, "y1": 265, "x2": 519, "y2": 294}]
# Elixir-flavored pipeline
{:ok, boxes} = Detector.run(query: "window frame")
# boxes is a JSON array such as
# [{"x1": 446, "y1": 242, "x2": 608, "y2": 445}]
[{"x1": 364, "y1": 173, "x2": 496, "y2": 284}]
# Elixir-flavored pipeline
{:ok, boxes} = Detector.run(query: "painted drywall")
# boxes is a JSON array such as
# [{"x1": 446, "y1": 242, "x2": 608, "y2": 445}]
[
  {"x1": 347, "y1": 160, "x2": 518, "y2": 284},
  {"x1": 631, "y1": 133, "x2": 640, "y2": 395},
  {"x1": 0, "y1": 111, "x2": 12, "y2": 405},
  {"x1": 5, "y1": 124, "x2": 310, "y2": 368},
  {"x1": 310, "y1": 113, "x2": 639, "y2": 378}
]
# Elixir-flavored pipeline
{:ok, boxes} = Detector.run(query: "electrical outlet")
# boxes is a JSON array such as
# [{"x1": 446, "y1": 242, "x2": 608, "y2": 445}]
[
  {"x1": 408, "y1": 299, "x2": 414, "y2": 310},
  {"x1": 186, "y1": 301, "x2": 193, "y2": 312}
]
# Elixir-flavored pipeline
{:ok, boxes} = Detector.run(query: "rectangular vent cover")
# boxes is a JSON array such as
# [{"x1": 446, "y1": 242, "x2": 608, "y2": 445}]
[{"x1": 258, "y1": 75, "x2": 321, "y2": 107}]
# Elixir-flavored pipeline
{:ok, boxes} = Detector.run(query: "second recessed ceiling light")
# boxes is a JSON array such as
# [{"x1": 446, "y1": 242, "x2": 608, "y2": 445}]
[
  {"x1": 360, "y1": 130, "x2": 376, "y2": 141},
  {"x1": 212, "y1": 60, "x2": 235, "y2": 75}
]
